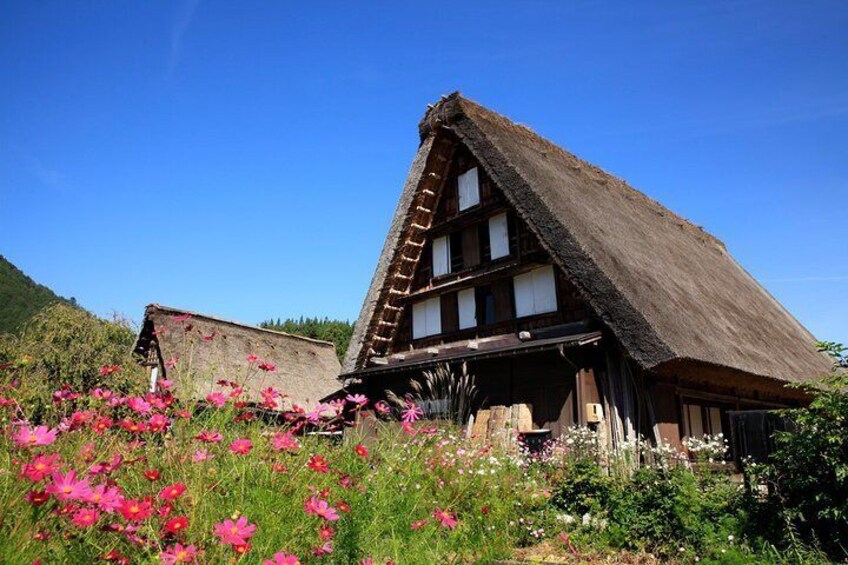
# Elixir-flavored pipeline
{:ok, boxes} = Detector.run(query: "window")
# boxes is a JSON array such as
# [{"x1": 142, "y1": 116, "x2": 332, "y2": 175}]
[
  {"x1": 432, "y1": 236, "x2": 450, "y2": 277},
  {"x1": 513, "y1": 265, "x2": 557, "y2": 317},
  {"x1": 458, "y1": 288, "x2": 476, "y2": 329},
  {"x1": 457, "y1": 167, "x2": 480, "y2": 211},
  {"x1": 412, "y1": 297, "x2": 441, "y2": 339},
  {"x1": 682, "y1": 402, "x2": 723, "y2": 438},
  {"x1": 488, "y1": 213, "x2": 510, "y2": 260},
  {"x1": 476, "y1": 286, "x2": 496, "y2": 326}
]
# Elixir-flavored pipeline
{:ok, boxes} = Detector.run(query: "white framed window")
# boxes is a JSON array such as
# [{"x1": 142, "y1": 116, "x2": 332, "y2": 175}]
[
  {"x1": 432, "y1": 235, "x2": 450, "y2": 277},
  {"x1": 412, "y1": 297, "x2": 442, "y2": 339},
  {"x1": 488, "y1": 213, "x2": 510, "y2": 260},
  {"x1": 458, "y1": 288, "x2": 476, "y2": 330},
  {"x1": 513, "y1": 265, "x2": 557, "y2": 318},
  {"x1": 683, "y1": 402, "x2": 723, "y2": 439},
  {"x1": 457, "y1": 167, "x2": 480, "y2": 211}
]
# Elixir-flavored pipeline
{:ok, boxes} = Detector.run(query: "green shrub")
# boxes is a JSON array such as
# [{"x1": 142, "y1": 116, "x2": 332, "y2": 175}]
[
  {"x1": 757, "y1": 343, "x2": 848, "y2": 560},
  {"x1": 550, "y1": 460, "x2": 619, "y2": 517}
]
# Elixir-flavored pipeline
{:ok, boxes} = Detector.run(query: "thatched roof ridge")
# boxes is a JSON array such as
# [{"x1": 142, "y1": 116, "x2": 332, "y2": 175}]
[
  {"x1": 138, "y1": 304, "x2": 336, "y2": 347},
  {"x1": 134, "y1": 304, "x2": 341, "y2": 409},
  {"x1": 345, "y1": 93, "x2": 831, "y2": 384}
]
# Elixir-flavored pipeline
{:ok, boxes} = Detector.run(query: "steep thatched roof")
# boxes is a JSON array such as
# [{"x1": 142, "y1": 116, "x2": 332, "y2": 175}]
[
  {"x1": 344, "y1": 93, "x2": 831, "y2": 384},
  {"x1": 134, "y1": 304, "x2": 341, "y2": 409}
]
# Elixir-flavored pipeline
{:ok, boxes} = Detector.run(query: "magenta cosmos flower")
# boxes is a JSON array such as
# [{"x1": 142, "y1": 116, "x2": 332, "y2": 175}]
[
  {"x1": 88, "y1": 483, "x2": 124, "y2": 513},
  {"x1": 205, "y1": 392, "x2": 228, "y2": 408},
  {"x1": 229, "y1": 438, "x2": 253, "y2": 455},
  {"x1": 432, "y1": 507, "x2": 458, "y2": 529},
  {"x1": 264, "y1": 553, "x2": 301, "y2": 565},
  {"x1": 46, "y1": 469, "x2": 92, "y2": 501},
  {"x1": 213, "y1": 515, "x2": 256, "y2": 545},
  {"x1": 345, "y1": 393, "x2": 368, "y2": 407},
  {"x1": 271, "y1": 431, "x2": 299, "y2": 452},
  {"x1": 304, "y1": 496, "x2": 340, "y2": 521},
  {"x1": 71, "y1": 507, "x2": 101, "y2": 528},
  {"x1": 401, "y1": 401, "x2": 424, "y2": 423},
  {"x1": 195, "y1": 429, "x2": 223, "y2": 443},
  {"x1": 12, "y1": 424, "x2": 58, "y2": 448},
  {"x1": 159, "y1": 543, "x2": 201, "y2": 564},
  {"x1": 20, "y1": 453, "x2": 62, "y2": 482}
]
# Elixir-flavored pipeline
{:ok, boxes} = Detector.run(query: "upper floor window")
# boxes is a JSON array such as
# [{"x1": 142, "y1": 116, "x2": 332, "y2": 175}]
[
  {"x1": 432, "y1": 235, "x2": 450, "y2": 277},
  {"x1": 458, "y1": 288, "x2": 476, "y2": 329},
  {"x1": 457, "y1": 167, "x2": 480, "y2": 211},
  {"x1": 412, "y1": 297, "x2": 442, "y2": 339},
  {"x1": 488, "y1": 212, "x2": 510, "y2": 260},
  {"x1": 513, "y1": 265, "x2": 557, "y2": 318}
]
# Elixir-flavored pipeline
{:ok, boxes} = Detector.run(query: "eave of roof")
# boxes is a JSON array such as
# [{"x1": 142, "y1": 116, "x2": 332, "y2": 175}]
[{"x1": 344, "y1": 330, "x2": 602, "y2": 378}]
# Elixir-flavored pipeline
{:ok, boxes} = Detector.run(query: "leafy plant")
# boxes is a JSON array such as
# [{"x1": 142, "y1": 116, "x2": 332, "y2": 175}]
[{"x1": 756, "y1": 342, "x2": 848, "y2": 560}]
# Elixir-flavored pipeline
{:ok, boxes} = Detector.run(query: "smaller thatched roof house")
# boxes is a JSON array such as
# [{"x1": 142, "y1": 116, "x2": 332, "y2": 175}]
[{"x1": 133, "y1": 304, "x2": 341, "y2": 410}]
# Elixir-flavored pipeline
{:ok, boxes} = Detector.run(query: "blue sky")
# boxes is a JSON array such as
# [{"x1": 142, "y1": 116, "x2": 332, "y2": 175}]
[{"x1": 1, "y1": 1, "x2": 846, "y2": 343}]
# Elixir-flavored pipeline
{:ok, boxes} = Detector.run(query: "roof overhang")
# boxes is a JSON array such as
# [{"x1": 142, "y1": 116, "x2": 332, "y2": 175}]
[{"x1": 342, "y1": 330, "x2": 602, "y2": 379}]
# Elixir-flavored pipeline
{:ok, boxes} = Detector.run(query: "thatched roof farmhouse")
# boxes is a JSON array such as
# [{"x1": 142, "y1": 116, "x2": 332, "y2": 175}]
[
  {"x1": 343, "y1": 92, "x2": 832, "y2": 454},
  {"x1": 133, "y1": 304, "x2": 341, "y2": 410}
]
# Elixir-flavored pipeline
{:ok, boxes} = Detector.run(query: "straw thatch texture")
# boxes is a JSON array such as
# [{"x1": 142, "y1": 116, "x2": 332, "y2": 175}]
[
  {"x1": 345, "y1": 93, "x2": 831, "y2": 384},
  {"x1": 134, "y1": 305, "x2": 341, "y2": 409}
]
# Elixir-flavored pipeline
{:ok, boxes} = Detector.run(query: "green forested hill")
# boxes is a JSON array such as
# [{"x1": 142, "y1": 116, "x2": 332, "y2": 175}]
[
  {"x1": 0, "y1": 255, "x2": 71, "y2": 334},
  {"x1": 260, "y1": 316, "x2": 354, "y2": 362}
]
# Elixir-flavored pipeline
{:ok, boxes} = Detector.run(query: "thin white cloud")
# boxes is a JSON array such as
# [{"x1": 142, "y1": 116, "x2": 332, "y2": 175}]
[{"x1": 167, "y1": 0, "x2": 201, "y2": 76}]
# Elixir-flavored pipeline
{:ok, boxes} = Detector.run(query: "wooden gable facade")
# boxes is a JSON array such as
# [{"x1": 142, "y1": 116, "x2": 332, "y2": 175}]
[{"x1": 342, "y1": 93, "x2": 832, "y2": 454}]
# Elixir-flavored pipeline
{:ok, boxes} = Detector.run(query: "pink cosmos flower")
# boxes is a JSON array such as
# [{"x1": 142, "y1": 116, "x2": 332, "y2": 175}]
[
  {"x1": 305, "y1": 408, "x2": 324, "y2": 424},
  {"x1": 147, "y1": 413, "x2": 171, "y2": 432},
  {"x1": 193, "y1": 449, "x2": 213, "y2": 463},
  {"x1": 46, "y1": 470, "x2": 92, "y2": 501},
  {"x1": 304, "y1": 496, "x2": 340, "y2": 521},
  {"x1": 373, "y1": 401, "x2": 391, "y2": 415},
  {"x1": 71, "y1": 507, "x2": 101, "y2": 528},
  {"x1": 312, "y1": 542, "x2": 333, "y2": 556},
  {"x1": 99, "y1": 364, "x2": 121, "y2": 375},
  {"x1": 159, "y1": 543, "x2": 201, "y2": 564},
  {"x1": 92, "y1": 416, "x2": 113, "y2": 435},
  {"x1": 165, "y1": 356, "x2": 179, "y2": 369},
  {"x1": 91, "y1": 388, "x2": 113, "y2": 400},
  {"x1": 20, "y1": 453, "x2": 61, "y2": 482},
  {"x1": 127, "y1": 396, "x2": 152, "y2": 414},
  {"x1": 195, "y1": 429, "x2": 223, "y2": 443},
  {"x1": 159, "y1": 379, "x2": 174, "y2": 390},
  {"x1": 401, "y1": 401, "x2": 424, "y2": 423},
  {"x1": 12, "y1": 424, "x2": 58, "y2": 448},
  {"x1": 410, "y1": 518, "x2": 428, "y2": 530},
  {"x1": 213, "y1": 515, "x2": 256, "y2": 545},
  {"x1": 159, "y1": 482, "x2": 187, "y2": 500},
  {"x1": 88, "y1": 483, "x2": 124, "y2": 513},
  {"x1": 229, "y1": 438, "x2": 253, "y2": 455},
  {"x1": 345, "y1": 393, "x2": 368, "y2": 407},
  {"x1": 258, "y1": 361, "x2": 276, "y2": 372},
  {"x1": 271, "y1": 431, "x2": 299, "y2": 452},
  {"x1": 246, "y1": 353, "x2": 260, "y2": 363},
  {"x1": 264, "y1": 553, "x2": 301, "y2": 565},
  {"x1": 432, "y1": 507, "x2": 458, "y2": 529},
  {"x1": 205, "y1": 392, "x2": 227, "y2": 408}
]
